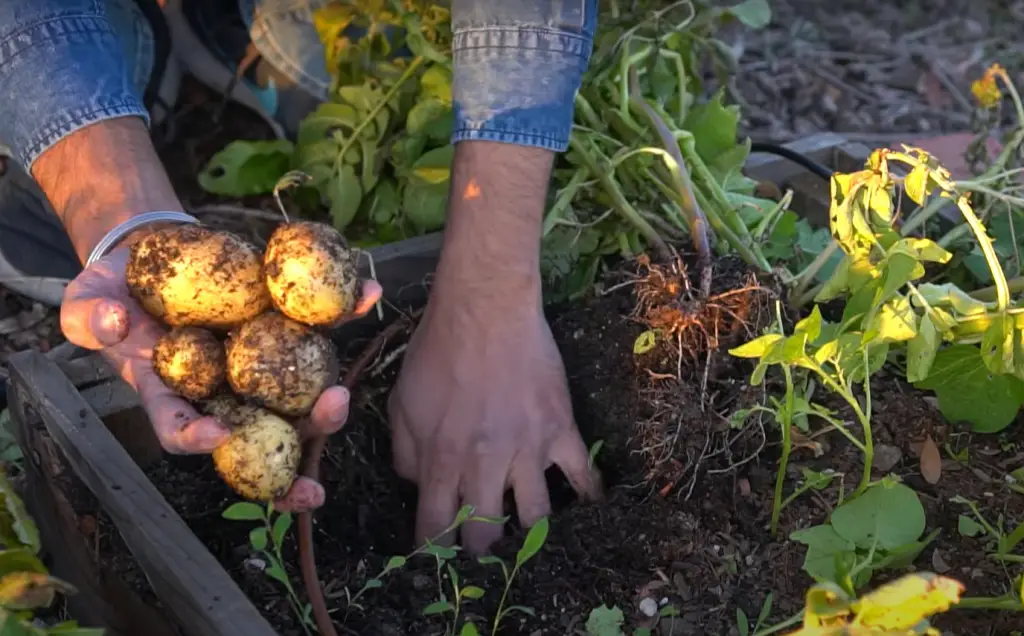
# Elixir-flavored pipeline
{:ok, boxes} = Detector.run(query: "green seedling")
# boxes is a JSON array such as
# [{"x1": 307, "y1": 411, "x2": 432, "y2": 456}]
[
  {"x1": 737, "y1": 593, "x2": 773, "y2": 636},
  {"x1": 789, "y1": 478, "x2": 937, "y2": 591},
  {"x1": 222, "y1": 502, "x2": 314, "y2": 634},
  {"x1": 953, "y1": 496, "x2": 1024, "y2": 564},
  {"x1": 345, "y1": 504, "x2": 501, "y2": 617},
  {"x1": 478, "y1": 517, "x2": 550, "y2": 636}
]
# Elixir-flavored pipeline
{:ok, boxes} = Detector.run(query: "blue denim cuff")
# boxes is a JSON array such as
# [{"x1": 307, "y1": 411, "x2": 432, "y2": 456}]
[
  {"x1": 0, "y1": 3, "x2": 149, "y2": 170},
  {"x1": 451, "y1": 0, "x2": 597, "y2": 153}
]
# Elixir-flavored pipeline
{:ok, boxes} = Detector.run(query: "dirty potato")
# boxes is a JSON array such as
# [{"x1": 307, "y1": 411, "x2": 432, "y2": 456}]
[
  {"x1": 152, "y1": 327, "x2": 225, "y2": 400},
  {"x1": 263, "y1": 221, "x2": 360, "y2": 327},
  {"x1": 208, "y1": 404, "x2": 300, "y2": 501},
  {"x1": 225, "y1": 311, "x2": 338, "y2": 417},
  {"x1": 126, "y1": 225, "x2": 271, "y2": 329}
]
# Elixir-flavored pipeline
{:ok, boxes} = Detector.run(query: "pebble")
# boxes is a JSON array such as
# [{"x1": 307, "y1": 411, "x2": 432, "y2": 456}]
[{"x1": 640, "y1": 597, "x2": 659, "y2": 617}]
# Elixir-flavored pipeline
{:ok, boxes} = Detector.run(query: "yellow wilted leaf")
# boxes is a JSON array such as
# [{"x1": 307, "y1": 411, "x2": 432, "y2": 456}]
[
  {"x1": 971, "y1": 64, "x2": 1004, "y2": 109},
  {"x1": 0, "y1": 572, "x2": 76, "y2": 610},
  {"x1": 852, "y1": 573, "x2": 964, "y2": 629}
]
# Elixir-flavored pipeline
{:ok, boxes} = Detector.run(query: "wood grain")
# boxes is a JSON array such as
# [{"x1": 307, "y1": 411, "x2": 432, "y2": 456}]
[{"x1": 7, "y1": 350, "x2": 279, "y2": 636}]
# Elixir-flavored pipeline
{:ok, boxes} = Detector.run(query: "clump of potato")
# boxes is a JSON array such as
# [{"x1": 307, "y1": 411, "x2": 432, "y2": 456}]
[
  {"x1": 225, "y1": 311, "x2": 338, "y2": 417},
  {"x1": 126, "y1": 225, "x2": 271, "y2": 330},
  {"x1": 264, "y1": 221, "x2": 359, "y2": 327},
  {"x1": 152, "y1": 327, "x2": 225, "y2": 400},
  {"x1": 126, "y1": 221, "x2": 361, "y2": 502}
]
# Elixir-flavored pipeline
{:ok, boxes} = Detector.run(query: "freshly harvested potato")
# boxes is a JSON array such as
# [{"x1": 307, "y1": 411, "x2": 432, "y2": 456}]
[
  {"x1": 263, "y1": 221, "x2": 359, "y2": 326},
  {"x1": 152, "y1": 327, "x2": 225, "y2": 400},
  {"x1": 207, "y1": 402, "x2": 300, "y2": 502},
  {"x1": 225, "y1": 311, "x2": 338, "y2": 417},
  {"x1": 126, "y1": 225, "x2": 271, "y2": 329}
]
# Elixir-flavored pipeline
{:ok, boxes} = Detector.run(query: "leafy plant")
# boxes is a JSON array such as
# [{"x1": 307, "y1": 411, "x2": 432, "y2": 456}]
[
  {"x1": 222, "y1": 502, "x2": 314, "y2": 633},
  {"x1": 198, "y1": 0, "x2": 806, "y2": 302},
  {"x1": 477, "y1": 517, "x2": 549, "y2": 636},
  {"x1": 789, "y1": 479, "x2": 937, "y2": 590},
  {"x1": 0, "y1": 469, "x2": 101, "y2": 635}
]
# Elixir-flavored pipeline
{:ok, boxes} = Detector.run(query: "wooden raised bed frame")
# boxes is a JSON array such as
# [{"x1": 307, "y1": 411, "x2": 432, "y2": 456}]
[{"x1": 7, "y1": 132, "x2": 871, "y2": 636}]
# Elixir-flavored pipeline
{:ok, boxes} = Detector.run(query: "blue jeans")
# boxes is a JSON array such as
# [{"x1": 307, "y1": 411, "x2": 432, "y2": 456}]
[{"x1": 0, "y1": 0, "x2": 597, "y2": 171}]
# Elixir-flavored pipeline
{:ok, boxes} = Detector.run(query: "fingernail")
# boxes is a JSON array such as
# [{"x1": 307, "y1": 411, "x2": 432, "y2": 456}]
[{"x1": 91, "y1": 300, "x2": 127, "y2": 346}]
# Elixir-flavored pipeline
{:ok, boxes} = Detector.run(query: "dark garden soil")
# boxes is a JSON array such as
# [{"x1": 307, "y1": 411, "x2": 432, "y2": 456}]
[{"x1": 82, "y1": 250, "x2": 1024, "y2": 636}]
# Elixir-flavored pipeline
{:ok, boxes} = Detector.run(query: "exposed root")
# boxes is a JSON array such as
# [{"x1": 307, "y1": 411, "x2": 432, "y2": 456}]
[{"x1": 631, "y1": 253, "x2": 771, "y2": 368}]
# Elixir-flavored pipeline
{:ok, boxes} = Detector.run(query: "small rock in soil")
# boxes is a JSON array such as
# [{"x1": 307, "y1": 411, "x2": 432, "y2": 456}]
[{"x1": 873, "y1": 443, "x2": 903, "y2": 472}]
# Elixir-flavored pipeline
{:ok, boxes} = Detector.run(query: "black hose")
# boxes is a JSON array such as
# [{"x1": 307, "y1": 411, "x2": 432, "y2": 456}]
[{"x1": 750, "y1": 141, "x2": 835, "y2": 180}]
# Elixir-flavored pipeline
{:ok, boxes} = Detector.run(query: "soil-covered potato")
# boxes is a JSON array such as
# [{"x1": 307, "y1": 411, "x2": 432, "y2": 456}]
[
  {"x1": 225, "y1": 311, "x2": 338, "y2": 417},
  {"x1": 204, "y1": 398, "x2": 300, "y2": 501},
  {"x1": 152, "y1": 327, "x2": 225, "y2": 400},
  {"x1": 263, "y1": 221, "x2": 359, "y2": 326},
  {"x1": 126, "y1": 225, "x2": 272, "y2": 329}
]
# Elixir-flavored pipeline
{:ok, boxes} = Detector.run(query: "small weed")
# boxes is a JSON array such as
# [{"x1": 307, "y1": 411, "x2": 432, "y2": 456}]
[
  {"x1": 222, "y1": 502, "x2": 314, "y2": 634},
  {"x1": 478, "y1": 517, "x2": 550, "y2": 636},
  {"x1": 737, "y1": 593, "x2": 772, "y2": 636}
]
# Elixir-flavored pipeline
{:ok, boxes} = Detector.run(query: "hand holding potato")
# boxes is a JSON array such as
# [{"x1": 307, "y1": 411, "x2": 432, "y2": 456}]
[{"x1": 60, "y1": 223, "x2": 382, "y2": 512}]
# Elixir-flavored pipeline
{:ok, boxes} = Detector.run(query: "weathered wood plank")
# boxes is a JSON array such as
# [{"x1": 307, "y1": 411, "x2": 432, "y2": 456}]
[
  {"x1": 9, "y1": 383, "x2": 183, "y2": 636},
  {"x1": 6, "y1": 350, "x2": 278, "y2": 636}
]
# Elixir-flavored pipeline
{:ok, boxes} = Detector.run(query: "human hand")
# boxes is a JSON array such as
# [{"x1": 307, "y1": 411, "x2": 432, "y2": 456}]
[
  {"x1": 389, "y1": 283, "x2": 603, "y2": 554},
  {"x1": 60, "y1": 243, "x2": 383, "y2": 512}
]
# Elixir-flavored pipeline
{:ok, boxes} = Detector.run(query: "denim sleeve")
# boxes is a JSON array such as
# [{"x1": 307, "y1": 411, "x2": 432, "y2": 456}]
[
  {"x1": 451, "y1": 0, "x2": 597, "y2": 153},
  {"x1": 0, "y1": 1, "x2": 149, "y2": 170}
]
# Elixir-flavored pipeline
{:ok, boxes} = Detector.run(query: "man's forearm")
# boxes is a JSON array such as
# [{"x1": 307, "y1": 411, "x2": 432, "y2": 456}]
[
  {"x1": 443, "y1": 0, "x2": 597, "y2": 289},
  {"x1": 32, "y1": 117, "x2": 183, "y2": 263}
]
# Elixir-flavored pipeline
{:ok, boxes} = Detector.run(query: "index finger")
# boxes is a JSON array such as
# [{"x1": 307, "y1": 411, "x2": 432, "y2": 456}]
[{"x1": 548, "y1": 429, "x2": 604, "y2": 503}]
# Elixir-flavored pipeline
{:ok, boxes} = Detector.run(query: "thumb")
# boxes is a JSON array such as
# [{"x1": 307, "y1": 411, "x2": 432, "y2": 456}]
[{"x1": 61, "y1": 297, "x2": 130, "y2": 350}]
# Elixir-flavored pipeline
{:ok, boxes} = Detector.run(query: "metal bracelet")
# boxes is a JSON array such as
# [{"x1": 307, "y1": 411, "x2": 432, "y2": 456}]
[{"x1": 85, "y1": 211, "x2": 200, "y2": 267}]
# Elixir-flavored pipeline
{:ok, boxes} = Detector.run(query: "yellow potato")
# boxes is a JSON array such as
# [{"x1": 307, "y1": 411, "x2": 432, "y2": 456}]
[
  {"x1": 152, "y1": 327, "x2": 225, "y2": 400},
  {"x1": 225, "y1": 311, "x2": 338, "y2": 417},
  {"x1": 263, "y1": 221, "x2": 359, "y2": 326},
  {"x1": 126, "y1": 225, "x2": 271, "y2": 329},
  {"x1": 208, "y1": 404, "x2": 300, "y2": 502}
]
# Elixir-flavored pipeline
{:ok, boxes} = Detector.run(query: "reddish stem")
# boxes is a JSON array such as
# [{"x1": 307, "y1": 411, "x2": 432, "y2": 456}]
[{"x1": 298, "y1": 315, "x2": 416, "y2": 636}]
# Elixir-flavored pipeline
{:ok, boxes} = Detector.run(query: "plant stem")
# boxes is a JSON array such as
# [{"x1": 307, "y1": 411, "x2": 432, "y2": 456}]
[
  {"x1": 335, "y1": 55, "x2": 425, "y2": 172},
  {"x1": 752, "y1": 611, "x2": 803, "y2": 636},
  {"x1": 770, "y1": 365, "x2": 795, "y2": 537},
  {"x1": 491, "y1": 568, "x2": 518, "y2": 636},
  {"x1": 568, "y1": 135, "x2": 672, "y2": 260},
  {"x1": 790, "y1": 242, "x2": 839, "y2": 307},
  {"x1": 954, "y1": 596, "x2": 1024, "y2": 611}
]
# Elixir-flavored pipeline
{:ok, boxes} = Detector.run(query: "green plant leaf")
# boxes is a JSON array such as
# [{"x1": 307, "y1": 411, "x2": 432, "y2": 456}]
[
  {"x1": 383, "y1": 556, "x2": 407, "y2": 572},
  {"x1": 871, "y1": 296, "x2": 918, "y2": 343},
  {"x1": 852, "y1": 573, "x2": 964, "y2": 629},
  {"x1": 411, "y1": 144, "x2": 454, "y2": 184},
  {"x1": 402, "y1": 179, "x2": 448, "y2": 233},
  {"x1": 790, "y1": 525, "x2": 856, "y2": 584},
  {"x1": 724, "y1": 0, "x2": 771, "y2": 28},
  {"x1": 915, "y1": 344, "x2": 1024, "y2": 432},
  {"x1": 265, "y1": 563, "x2": 289, "y2": 587},
  {"x1": 633, "y1": 330, "x2": 658, "y2": 355},
  {"x1": 830, "y1": 482, "x2": 925, "y2": 551},
  {"x1": 957, "y1": 514, "x2": 984, "y2": 537},
  {"x1": 296, "y1": 103, "x2": 359, "y2": 145},
  {"x1": 222, "y1": 502, "x2": 266, "y2": 521},
  {"x1": 736, "y1": 608, "x2": 749, "y2": 636},
  {"x1": 198, "y1": 140, "x2": 293, "y2": 196},
  {"x1": 0, "y1": 475, "x2": 38, "y2": 555},
  {"x1": 516, "y1": 517, "x2": 549, "y2": 565},
  {"x1": 795, "y1": 306, "x2": 824, "y2": 341},
  {"x1": 0, "y1": 550, "x2": 45, "y2": 580},
  {"x1": 420, "y1": 65, "x2": 453, "y2": 105},
  {"x1": 407, "y1": 98, "x2": 450, "y2": 136},
  {"x1": 423, "y1": 543, "x2": 458, "y2": 561},
  {"x1": 729, "y1": 333, "x2": 783, "y2": 359},
  {"x1": 906, "y1": 313, "x2": 939, "y2": 383},
  {"x1": 459, "y1": 622, "x2": 480, "y2": 636},
  {"x1": 682, "y1": 90, "x2": 739, "y2": 165},
  {"x1": 249, "y1": 527, "x2": 268, "y2": 552},
  {"x1": 584, "y1": 605, "x2": 625, "y2": 636},
  {"x1": 271, "y1": 513, "x2": 293, "y2": 546},
  {"x1": 422, "y1": 600, "x2": 452, "y2": 616},
  {"x1": 460, "y1": 585, "x2": 485, "y2": 600},
  {"x1": 328, "y1": 165, "x2": 363, "y2": 230}
]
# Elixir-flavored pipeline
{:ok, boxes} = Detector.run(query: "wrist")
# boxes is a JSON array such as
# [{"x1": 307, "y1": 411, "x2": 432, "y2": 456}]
[
  {"x1": 433, "y1": 141, "x2": 552, "y2": 302},
  {"x1": 31, "y1": 117, "x2": 184, "y2": 263}
]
